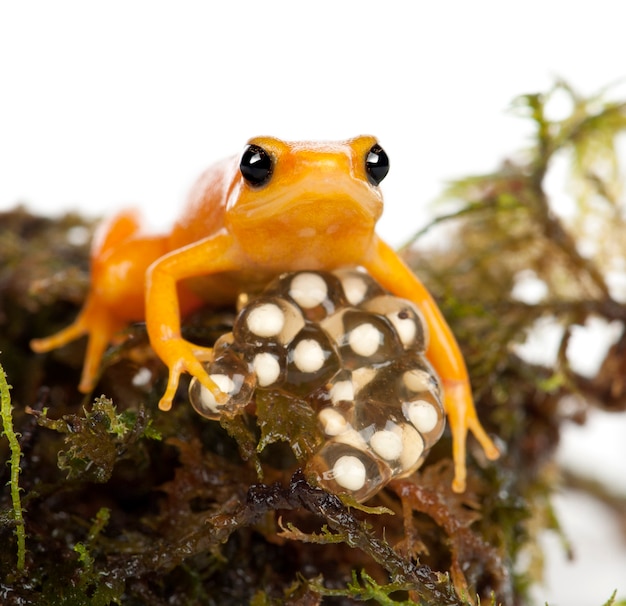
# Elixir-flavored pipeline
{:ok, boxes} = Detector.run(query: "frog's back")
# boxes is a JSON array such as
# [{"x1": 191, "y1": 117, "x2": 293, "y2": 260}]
[{"x1": 167, "y1": 156, "x2": 237, "y2": 252}]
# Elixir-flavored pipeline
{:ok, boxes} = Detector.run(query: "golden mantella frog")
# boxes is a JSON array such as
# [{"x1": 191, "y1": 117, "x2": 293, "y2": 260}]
[{"x1": 31, "y1": 135, "x2": 499, "y2": 492}]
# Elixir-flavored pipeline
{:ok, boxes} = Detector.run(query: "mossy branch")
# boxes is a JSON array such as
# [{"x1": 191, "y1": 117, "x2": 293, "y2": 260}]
[
  {"x1": 0, "y1": 360, "x2": 26, "y2": 572},
  {"x1": 116, "y1": 471, "x2": 463, "y2": 605}
]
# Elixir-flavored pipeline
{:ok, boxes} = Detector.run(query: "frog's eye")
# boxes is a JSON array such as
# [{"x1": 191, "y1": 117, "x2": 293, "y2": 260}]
[
  {"x1": 365, "y1": 144, "x2": 389, "y2": 186},
  {"x1": 240, "y1": 144, "x2": 273, "y2": 186}
]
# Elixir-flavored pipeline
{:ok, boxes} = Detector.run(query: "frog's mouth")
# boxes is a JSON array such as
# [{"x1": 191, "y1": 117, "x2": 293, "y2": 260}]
[
  {"x1": 228, "y1": 180, "x2": 384, "y2": 271},
  {"x1": 229, "y1": 173, "x2": 384, "y2": 233},
  {"x1": 277, "y1": 193, "x2": 378, "y2": 236}
]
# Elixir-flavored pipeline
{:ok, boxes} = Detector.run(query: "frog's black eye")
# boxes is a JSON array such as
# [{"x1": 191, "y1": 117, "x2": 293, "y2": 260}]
[
  {"x1": 365, "y1": 144, "x2": 389, "y2": 186},
  {"x1": 240, "y1": 144, "x2": 273, "y2": 186}
]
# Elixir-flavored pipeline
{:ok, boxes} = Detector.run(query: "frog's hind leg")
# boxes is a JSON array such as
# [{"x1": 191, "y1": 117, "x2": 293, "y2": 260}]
[
  {"x1": 365, "y1": 237, "x2": 500, "y2": 493},
  {"x1": 31, "y1": 293, "x2": 126, "y2": 392},
  {"x1": 31, "y1": 210, "x2": 163, "y2": 393},
  {"x1": 91, "y1": 209, "x2": 144, "y2": 258}
]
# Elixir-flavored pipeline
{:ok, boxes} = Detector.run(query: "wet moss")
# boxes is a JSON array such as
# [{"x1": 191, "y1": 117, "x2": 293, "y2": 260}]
[{"x1": 2, "y1": 81, "x2": 626, "y2": 604}]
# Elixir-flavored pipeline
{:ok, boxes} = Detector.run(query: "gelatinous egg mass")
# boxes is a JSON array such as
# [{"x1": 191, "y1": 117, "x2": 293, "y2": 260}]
[{"x1": 188, "y1": 269, "x2": 445, "y2": 502}]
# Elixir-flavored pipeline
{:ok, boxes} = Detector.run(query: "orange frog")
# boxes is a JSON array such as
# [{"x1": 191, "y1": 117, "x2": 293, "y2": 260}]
[{"x1": 31, "y1": 135, "x2": 499, "y2": 491}]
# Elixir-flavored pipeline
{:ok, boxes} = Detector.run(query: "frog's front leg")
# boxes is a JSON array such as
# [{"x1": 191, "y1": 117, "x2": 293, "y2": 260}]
[
  {"x1": 364, "y1": 237, "x2": 499, "y2": 492},
  {"x1": 145, "y1": 234, "x2": 241, "y2": 411}
]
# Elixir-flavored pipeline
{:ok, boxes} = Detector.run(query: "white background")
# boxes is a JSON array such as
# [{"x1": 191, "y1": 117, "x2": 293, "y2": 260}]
[{"x1": 1, "y1": 2, "x2": 625, "y2": 604}]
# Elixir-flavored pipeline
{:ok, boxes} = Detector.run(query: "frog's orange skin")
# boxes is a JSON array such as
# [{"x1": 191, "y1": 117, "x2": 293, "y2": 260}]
[{"x1": 31, "y1": 135, "x2": 499, "y2": 492}]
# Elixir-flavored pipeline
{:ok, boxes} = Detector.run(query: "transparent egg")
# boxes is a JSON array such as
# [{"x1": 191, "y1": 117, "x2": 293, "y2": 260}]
[
  {"x1": 321, "y1": 370, "x2": 355, "y2": 406},
  {"x1": 401, "y1": 393, "x2": 445, "y2": 450},
  {"x1": 305, "y1": 368, "x2": 348, "y2": 411},
  {"x1": 306, "y1": 440, "x2": 392, "y2": 502},
  {"x1": 349, "y1": 396, "x2": 437, "y2": 479},
  {"x1": 390, "y1": 356, "x2": 443, "y2": 402},
  {"x1": 250, "y1": 346, "x2": 287, "y2": 388},
  {"x1": 332, "y1": 268, "x2": 385, "y2": 306},
  {"x1": 350, "y1": 392, "x2": 402, "y2": 434},
  {"x1": 269, "y1": 271, "x2": 347, "y2": 322},
  {"x1": 395, "y1": 360, "x2": 445, "y2": 449},
  {"x1": 368, "y1": 424, "x2": 405, "y2": 462},
  {"x1": 350, "y1": 366, "x2": 378, "y2": 395},
  {"x1": 349, "y1": 398, "x2": 408, "y2": 473},
  {"x1": 322, "y1": 309, "x2": 403, "y2": 370},
  {"x1": 188, "y1": 349, "x2": 256, "y2": 420},
  {"x1": 317, "y1": 404, "x2": 353, "y2": 437},
  {"x1": 395, "y1": 424, "x2": 427, "y2": 477},
  {"x1": 233, "y1": 296, "x2": 305, "y2": 347},
  {"x1": 212, "y1": 332, "x2": 235, "y2": 355},
  {"x1": 361, "y1": 295, "x2": 428, "y2": 352},
  {"x1": 284, "y1": 325, "x2": 341, "y2": 397}
]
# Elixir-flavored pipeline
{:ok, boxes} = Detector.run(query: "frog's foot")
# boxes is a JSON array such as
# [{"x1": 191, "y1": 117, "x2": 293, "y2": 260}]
[
  {"x1": 443, "y1": 380, "x2": 500, "y2": 493},
  {"x1": 31, "y1": 295, "x2": 124, "y2": 393},
  {"x1": 156, "y1": 341, "x2": 226, "y2": 411},
  {"x1": 31, "y1": 319, "x2": 89, "y2": 355},
  {"x1": 467, "y1": 413, "x2": 500, "y2": 460}
]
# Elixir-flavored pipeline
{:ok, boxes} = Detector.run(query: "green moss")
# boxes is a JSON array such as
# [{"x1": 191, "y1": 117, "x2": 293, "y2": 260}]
[
  {"x1": 31, "y1": 397, "x2": 160, "y2": 483},
  {"x1": 0, "y1": 361, "x2": 26, "y2": 572},
  {"x1": 255, "y1": 390, "x2": 324, "y2": 461}
]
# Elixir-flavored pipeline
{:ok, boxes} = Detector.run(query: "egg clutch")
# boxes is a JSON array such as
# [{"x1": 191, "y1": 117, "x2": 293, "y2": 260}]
[
  {"x1": 30, "y1": 137, "x2": 499, "y2": 494},
  {"x1": 188, "y1": 269, "x2": 445, "y2": 502}
]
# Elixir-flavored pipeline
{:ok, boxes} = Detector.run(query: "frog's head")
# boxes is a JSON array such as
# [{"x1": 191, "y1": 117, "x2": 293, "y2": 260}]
[{"x1": 225, "y1": 135, "x2": 388, "y2": 269}]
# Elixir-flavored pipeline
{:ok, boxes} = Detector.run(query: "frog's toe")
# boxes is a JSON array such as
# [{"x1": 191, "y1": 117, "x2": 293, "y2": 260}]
[
  {"x1": 158, "y1": 355, "x2": 226, "y2": 411},
  {"x1": 468, "y1": 417, "x2": 500, "y2": 460},
  {"x1": 30, "y1": 320, "x2": 87, "y2": 353},
  {"x1": 158, "y1": 362, "x2": 183, "y2": 411},
  {"x1": 158, "y1": 385, "x2": 176, "y2": 411},
  {"x1": 452, "y1": 472, "x2": 467, "y2": 494},
  {"x1": 191, "y1": 344, "x2": 214, "y2": 362},
  {"x1": 78, "y1": 370, "x2": 98, "y2": 393},
  {"x1": 31, "y1": 336, "x2": 55, "y2": 353},
  {"x1": 192, "y1": 367, "x2": 229, "y2": 405}
]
